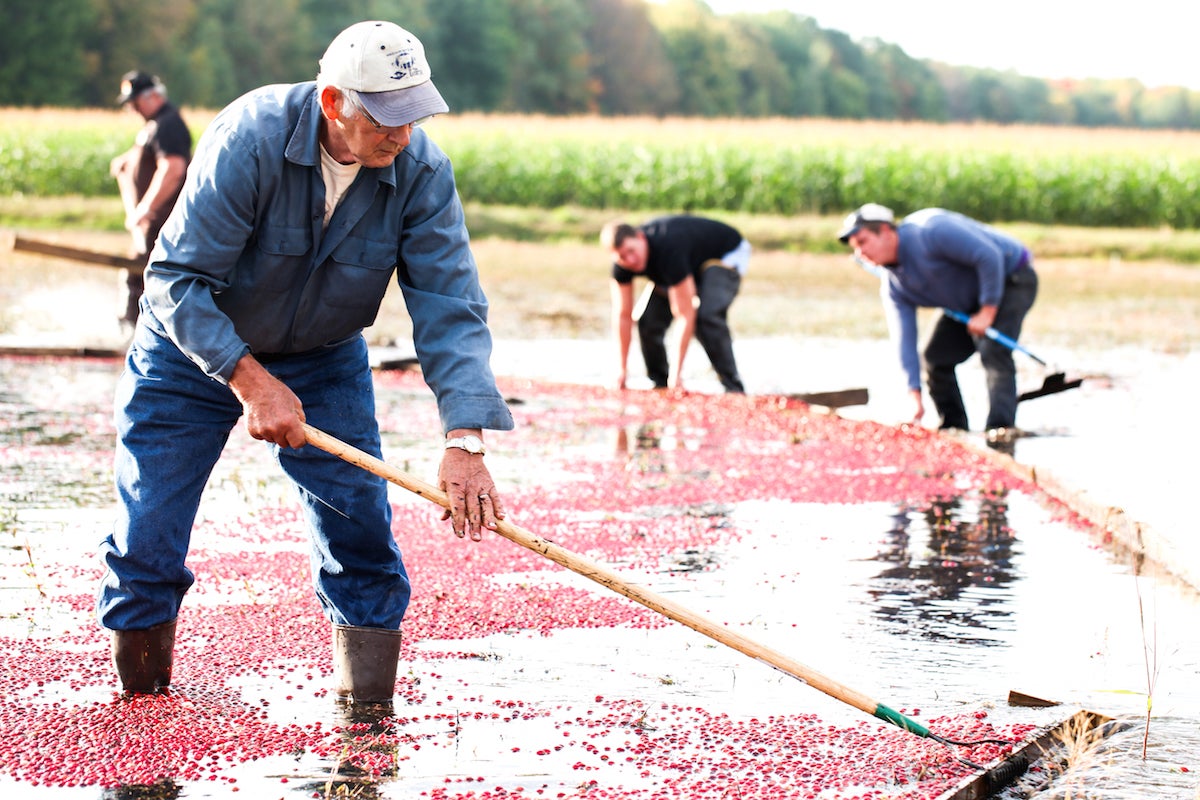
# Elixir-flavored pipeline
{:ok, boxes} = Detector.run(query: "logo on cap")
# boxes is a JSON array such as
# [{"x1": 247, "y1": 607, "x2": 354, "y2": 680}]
[
  {"x1": 388, "y1": 48, "x2": 426, "y2": 83},
  {"x1": 319, "y1": 21, "x2": 449, "y2": 127}
]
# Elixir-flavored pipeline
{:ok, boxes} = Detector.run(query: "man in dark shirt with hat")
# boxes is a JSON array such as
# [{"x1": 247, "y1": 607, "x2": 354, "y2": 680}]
[{"x1": 109, "y1": 70, "x2": 192, "y2": 329}]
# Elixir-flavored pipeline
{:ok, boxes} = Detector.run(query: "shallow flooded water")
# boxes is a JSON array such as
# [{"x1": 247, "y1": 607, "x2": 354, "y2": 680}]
[{"x1": 0, "y1": 353, "x2": 1197, "y2": 799}]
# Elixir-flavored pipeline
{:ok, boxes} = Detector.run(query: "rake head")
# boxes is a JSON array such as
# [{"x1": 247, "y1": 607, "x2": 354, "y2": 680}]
[{"x1": 1018, "y1": 372, "x2": 1083, "y2": 402}]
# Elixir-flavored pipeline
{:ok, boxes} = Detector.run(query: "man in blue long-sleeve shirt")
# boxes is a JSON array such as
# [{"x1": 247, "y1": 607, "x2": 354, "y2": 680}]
[
  {"x1": 98, "y1": 21, "x2": 514, "y2": 703},
  {"x1": 838, "y1": 204, "x2": 1038, "y2": 434}
]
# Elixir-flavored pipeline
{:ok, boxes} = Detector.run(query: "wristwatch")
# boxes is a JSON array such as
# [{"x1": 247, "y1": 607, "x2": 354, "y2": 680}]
[{"x1": 444, "y1": 434, "x2": 486, "y2": 455}]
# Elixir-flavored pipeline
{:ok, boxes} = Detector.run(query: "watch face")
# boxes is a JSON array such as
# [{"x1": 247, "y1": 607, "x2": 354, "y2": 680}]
[{"x1": 448, "y1": 435, "x2": 485, "y2": 454}]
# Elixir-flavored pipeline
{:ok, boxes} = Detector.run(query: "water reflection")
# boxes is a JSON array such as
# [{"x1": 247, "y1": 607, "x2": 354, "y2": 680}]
[
  {"x1": 614, "y1": 421, "x2": 669, "y2": 474},
  {"x1": 867, "y1": 489, "x2": 1018, "y2": 646},
  {"x1": 101, "y1": 779, "x2": 180, "y2": 799},
  {"x1": 297, "y1": 701, "x2": 400, "y2": 797},
  {"x1": 613, "y1": 421, "x2": 712, "y2": 478}
]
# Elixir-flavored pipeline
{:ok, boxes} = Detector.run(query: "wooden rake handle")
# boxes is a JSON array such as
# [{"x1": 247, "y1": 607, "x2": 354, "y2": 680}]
[{"x1": 301, "y1": 423, "x2": 932, "y2": 738}]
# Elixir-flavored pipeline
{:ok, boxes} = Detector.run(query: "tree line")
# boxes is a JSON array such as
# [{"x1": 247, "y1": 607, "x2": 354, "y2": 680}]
[{"x1": 4, "y1": 0, "x2": 1198, "y2": 129}]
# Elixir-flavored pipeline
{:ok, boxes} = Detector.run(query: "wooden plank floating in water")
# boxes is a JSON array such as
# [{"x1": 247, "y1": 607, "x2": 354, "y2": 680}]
[
  {"x1": 1007, "y1": 689, "x2": 1061, "y2": 708},
  {"x1": 937, "y1": 708, "x2": 1123, "y2": 800},
  {"x1": 0, "y1": 346, "x2": 124, "y2": 359},
  {"x1": 787, "y1": 387, "x2": 870, "y2": 409},
  {"x1": 373, "y1": 356, "x2": 422, "y2": 372}
]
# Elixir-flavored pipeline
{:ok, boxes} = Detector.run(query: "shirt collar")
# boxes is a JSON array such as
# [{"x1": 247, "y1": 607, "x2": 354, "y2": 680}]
[{"x1": 285, "y1": 86, "x2": 398, "y2": 193}]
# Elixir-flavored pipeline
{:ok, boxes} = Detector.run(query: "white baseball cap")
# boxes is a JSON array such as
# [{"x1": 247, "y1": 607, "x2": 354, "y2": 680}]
[
  {"x1": 318, "y1": 21, "x2": 449, "y2": 127},
  {"x1": 837, "y1": 203, "x2": 895, "y2": 243}
]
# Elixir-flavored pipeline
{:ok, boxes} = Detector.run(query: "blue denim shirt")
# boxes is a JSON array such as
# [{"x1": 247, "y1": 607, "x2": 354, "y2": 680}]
[
  {"x1": 880, "y1": 208, "x2": 1028, "y2": 390},
  {"x1": 142, "y1": 82, "x2": 512, "y2": 433}
]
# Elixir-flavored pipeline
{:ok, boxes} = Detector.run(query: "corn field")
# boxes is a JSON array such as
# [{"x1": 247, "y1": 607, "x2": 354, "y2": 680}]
[{"x1": 3, "y1": 109, "x2": 1200, "y2": 228}]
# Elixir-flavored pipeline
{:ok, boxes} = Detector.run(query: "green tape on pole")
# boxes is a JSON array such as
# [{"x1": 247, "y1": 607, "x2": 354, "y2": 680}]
[{"x1": 874, "y1": 703, "x2": 931, "y2": 738}]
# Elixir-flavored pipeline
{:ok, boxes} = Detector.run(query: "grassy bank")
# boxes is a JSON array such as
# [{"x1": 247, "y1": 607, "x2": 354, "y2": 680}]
[
  {"x1": 4, "y1": 109, "x2": 1200, "y2": 356},
  {"x1": 7, "y1": 194, "x2": 1200, "y2": 262},
  {"x1": 4, "y1": 218, "x2": 1197, "y2": 355}
]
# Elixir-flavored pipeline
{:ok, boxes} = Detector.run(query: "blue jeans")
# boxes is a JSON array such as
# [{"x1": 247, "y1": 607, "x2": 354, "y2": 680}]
[
  {"x1": 924, "y1": 267, "x2": 1039, "y2": 430},
  {"x1": 97, "y1": 325, "x2": 411, "y2": 631}
]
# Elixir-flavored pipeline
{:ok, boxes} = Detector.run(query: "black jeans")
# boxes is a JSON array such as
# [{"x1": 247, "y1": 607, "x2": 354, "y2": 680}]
[
  {"x1": 924, "y1": 267, "x2": 1039, "y2": 431},
  {"x1": 637, "y1": 265, "x2": 745, "y2": 392}
]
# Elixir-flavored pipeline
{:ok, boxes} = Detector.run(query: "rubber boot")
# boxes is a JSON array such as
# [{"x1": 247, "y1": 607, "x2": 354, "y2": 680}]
[
  {"x1": 332, "y1": 624, "x2": 402, "y2": 703},
  {"x1": 112, "y1": 618, "x2": 176, "y2": 694}
]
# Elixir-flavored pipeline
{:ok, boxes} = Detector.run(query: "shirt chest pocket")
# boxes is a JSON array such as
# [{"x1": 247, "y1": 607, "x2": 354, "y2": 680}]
[
  {"x1": 321, "y1": 236, "x2": 397, "y2": 309},
  {"x1": 247, "y1": 225, "x2": 313, "y2": 294}
]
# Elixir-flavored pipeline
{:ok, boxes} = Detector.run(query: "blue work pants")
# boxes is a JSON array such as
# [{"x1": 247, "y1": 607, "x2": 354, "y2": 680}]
[{"x1": 97, "y1": 325, "x2": 411, "y2": 631}]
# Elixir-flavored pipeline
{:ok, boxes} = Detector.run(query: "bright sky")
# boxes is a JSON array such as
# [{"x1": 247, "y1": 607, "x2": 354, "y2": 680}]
[{"x1": 699, "y1": 1, "x2": 1199, "y2": 90}]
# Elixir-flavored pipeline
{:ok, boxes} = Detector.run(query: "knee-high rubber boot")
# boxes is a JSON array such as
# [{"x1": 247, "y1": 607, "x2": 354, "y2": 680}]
[
  {"x1": 332, "y1": 624, "x2": 402, "y2": 703},
  {"x1": 112, "y1": 618, "x2": 176, "y2": 694}
]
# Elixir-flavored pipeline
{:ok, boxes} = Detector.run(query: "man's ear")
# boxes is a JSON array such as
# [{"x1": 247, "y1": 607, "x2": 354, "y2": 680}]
[
  {"x1": 883, "y1": 225, "x2": 901, "y2": 258},
  {"x1": 319, "y1": 86, "x2": 343, "y2": 120}
]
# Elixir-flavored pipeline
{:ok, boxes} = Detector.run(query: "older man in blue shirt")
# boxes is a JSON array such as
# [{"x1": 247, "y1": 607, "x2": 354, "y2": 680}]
[
  {"x1": 839, "y1": 204, "x2": 1038, "y2": 434},
  {"x1": 98, "y1": 21, "x2": 514, "y2": 702}
]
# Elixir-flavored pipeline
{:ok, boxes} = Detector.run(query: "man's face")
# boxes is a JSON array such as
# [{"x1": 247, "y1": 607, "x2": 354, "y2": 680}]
[
  {"x1": 325, "y1": 89, "x2": 414, "y2": 168},
  {"x1": 125, "y1": 92, "x2": 155, "y2": 122},
  {"x1": 847, "y1": 225, "x2": 897, "y2": 267},
  {"x1": 612, "y1": 233, "x2": 648, "y2": 273},
  {"x1": 338, "y1": 116, "x2": 414, "y2": 169}
]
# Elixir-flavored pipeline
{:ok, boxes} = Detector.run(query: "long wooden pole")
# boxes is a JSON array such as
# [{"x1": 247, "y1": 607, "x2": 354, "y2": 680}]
[
  {"x1": 11, "y1": 235, "x2": 143, "y2": 270},
  {"x1": 302, "y1": 422, "x2": 946, "y2": 742}
]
